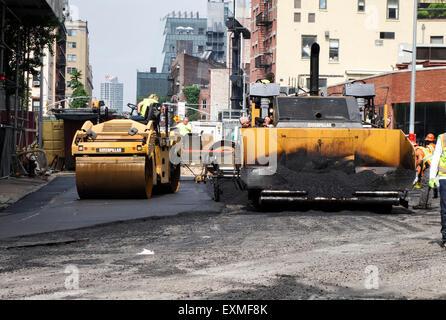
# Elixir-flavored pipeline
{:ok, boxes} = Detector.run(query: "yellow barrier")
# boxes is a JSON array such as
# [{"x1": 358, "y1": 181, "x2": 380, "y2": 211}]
[{"x1": 42, "y1": 120, "x2": 64, "y2": 164}]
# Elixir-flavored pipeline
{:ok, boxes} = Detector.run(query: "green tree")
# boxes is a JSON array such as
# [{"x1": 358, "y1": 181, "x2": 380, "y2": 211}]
[
  {"x1": 69, "y1": 70, "x2": 90, "y2": 108},
  {"x1": 418, "y1": 3, "x2": 446, "y2": 19},
  {"x1": 183, "y1": 86, "x2": 201, "y2": 121},
  {"x1": 3, "y1": 17, "x2": 61, "y2": 122}
]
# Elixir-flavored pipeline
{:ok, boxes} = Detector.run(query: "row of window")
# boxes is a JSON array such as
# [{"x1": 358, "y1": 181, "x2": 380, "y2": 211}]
[
  {"x1": 301, "y1": 36, "x2": 339, "y2": 61},
  {"x1": 294, "y1": 0, "x2": 399, "y2": 20},
  {"x1": 300, "y1": 35, "x2": 445, "y2": 61}
]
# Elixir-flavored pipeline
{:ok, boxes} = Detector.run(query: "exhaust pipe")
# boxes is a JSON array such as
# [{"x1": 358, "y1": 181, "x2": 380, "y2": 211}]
[{"x1": 310, "y1": 43, "x2": 320, "y2": 96}]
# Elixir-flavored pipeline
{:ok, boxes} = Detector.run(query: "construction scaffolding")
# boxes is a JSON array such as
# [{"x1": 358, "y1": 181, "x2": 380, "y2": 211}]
[{"x1": 0, "y1": 0, "x2": 64, "y2": 177}]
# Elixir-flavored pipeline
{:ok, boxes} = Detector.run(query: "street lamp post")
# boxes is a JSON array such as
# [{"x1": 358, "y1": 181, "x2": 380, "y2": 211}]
[
  {"x1": 38, "y1": 54, "x2": 44, "y2": 148},
  {"x1": 409, "y1": 0, "x2": 418, "y2": 135}
]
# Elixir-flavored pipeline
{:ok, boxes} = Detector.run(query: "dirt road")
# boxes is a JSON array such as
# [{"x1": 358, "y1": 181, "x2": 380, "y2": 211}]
[{"x1": 0, "y1": 181, "x2": 445, "y2": 300}]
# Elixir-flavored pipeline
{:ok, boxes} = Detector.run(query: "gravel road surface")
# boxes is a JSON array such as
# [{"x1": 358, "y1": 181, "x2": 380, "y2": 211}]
[{"x1": 0, "y1": 179, "x2": 445, "y2": 300}]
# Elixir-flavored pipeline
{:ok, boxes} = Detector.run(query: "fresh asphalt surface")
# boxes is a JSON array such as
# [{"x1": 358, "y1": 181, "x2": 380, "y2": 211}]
[{"x1": 0, "y1": 175, "x2": 223, "y2": 239}]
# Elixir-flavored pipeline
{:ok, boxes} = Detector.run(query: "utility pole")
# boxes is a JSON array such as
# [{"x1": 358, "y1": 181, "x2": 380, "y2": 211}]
[
  {"x1": 409, "y1": 0, "x2": 418, "y2": 134},
  {"x1": 38, "y1": 54, "x2": 44, "y2": 148}
]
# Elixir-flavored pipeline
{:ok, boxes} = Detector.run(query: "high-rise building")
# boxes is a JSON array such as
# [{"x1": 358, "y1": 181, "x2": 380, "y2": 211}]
[
  {"x1": 206, "y1": 0, "x2": 230, "y2": 63},
  {"x1": 137, "y1": 68, "x2": 169, "y2": 101},
  {"x1": 161, "y1": 12, "x2": 207, "y2": 73},
  {"x1": 65, "y1": 18, "x2": 93, "y2": 100},
  {"x1": 100, "y1": 76, "x2": 124, "y2": 113},
  {"x1": 250, "y1": 0, "x2": 446, "y2": 90}
]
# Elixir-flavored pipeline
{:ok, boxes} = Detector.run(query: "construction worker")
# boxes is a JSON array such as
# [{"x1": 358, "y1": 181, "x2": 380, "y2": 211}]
[
  {"x1": 414, "y1": 134, "x2": 436, "y2": 209},
  {"x1": 429, "y1": 133, "x2": 446, "y2": 248},
  {"x1": 176, "y1": 117, "x2": 192, "y2": 136},
  {"x1": 131, "y1": 94, "x2": 159, "y2": 121},
  {"x1": 239, "y1": 116, "x2": 251, "y2": 128},
  {"x1": 263, "y1": 116, "x2": 273, "y2": 127},
  {"x1": 257, "y1": 72, "x2": 275, "y2": 84}
]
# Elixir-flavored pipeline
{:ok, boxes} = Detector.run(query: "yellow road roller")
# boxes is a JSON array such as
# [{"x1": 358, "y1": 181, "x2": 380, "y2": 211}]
[
  {"x1": 241, "y1": 43, "x2": 416, "y2": 209},
  {"x1": 71, "y1": 117, "x2": 181, "y2": 199}
]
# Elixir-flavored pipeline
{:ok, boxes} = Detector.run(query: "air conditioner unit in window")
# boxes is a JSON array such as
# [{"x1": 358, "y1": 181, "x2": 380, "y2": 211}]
[
  {"x1": 325, "y1": 31, "x2": 330, "y2": 38},
  {"x1": 33, "y1": 81, "x2": 40, "y2": 87}
]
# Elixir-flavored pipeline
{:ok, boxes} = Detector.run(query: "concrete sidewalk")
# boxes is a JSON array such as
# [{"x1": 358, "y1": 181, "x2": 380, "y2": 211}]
[{"x1": 0, "y1": 174, "x2": 59, "y2": 210}]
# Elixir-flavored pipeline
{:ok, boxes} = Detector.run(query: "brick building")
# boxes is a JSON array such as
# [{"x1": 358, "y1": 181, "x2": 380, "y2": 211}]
[
  {"x1": 250, "y1": 0, "x2": 277, "y2": 82},
  {"x1": 327, "y1": 67, "x2": 446, "y2": 141},
  {"x1": 169, "y1": 53, "x2": 225, "y2": 100}
]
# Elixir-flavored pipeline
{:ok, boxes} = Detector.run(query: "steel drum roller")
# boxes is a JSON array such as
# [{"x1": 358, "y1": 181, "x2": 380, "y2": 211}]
[{"x1": 76, "y1": 156, "x2": 152, "y2": 198}]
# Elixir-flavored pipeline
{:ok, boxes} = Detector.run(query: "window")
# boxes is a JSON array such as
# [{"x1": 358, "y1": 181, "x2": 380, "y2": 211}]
[
  {"x1": 294, "y1": 12, "x2": 301, "y2": 22},
  {"x1": 32, "y1": 99, "x2": 40, "y2": 112},
  {"x1": 319, "y1": 0, "x2": 327, "y2": 9},
  {"x1": 202, "y1": 99, "x2": 207, "y2": 109},
  {"x1": 67, "y1": 54, "x2": 77, "y2": 62},
  {"x1": 308, "y1": 13, "x2": 316, "y2": 23},
  {"x1": 329, "y1": 39, "x2": 339, "y2": 62},
  {"x1": 380, "y1": 32, "x2": 395, "y2": 39},
  {"x1": 302, "y1": 35, "x2": 317, "y2": 59},
  {"x1": 306, "y1": 78, "x2": 327, "y2": 89},
  {"x1": 294, "y1": 0, "x2": 301, "y2": 8},
  {"x1": 198, "y1": 28, "x2": 204, "y2": 35},
  {"x1": 67, "y1": 81, "x2": 71, "y2": 88},
  {"x1": 68, "y1": 42, "x2": 77, "y2": 49},
  {"x1": 431, "y1": 36, "x2": 444, "y2": 44},
  {"x1": 387, "y1": 0, "x2": 399, "y2": 20},
  {"x1": 67, "y1": 29, "x2": 77, "y2": 37},
  {"x1": 67, "y1": 67, "x2": 77, "y2": 74},
  {"x1": 358, "y1": 0, "x2": 365, "y2": 12}
]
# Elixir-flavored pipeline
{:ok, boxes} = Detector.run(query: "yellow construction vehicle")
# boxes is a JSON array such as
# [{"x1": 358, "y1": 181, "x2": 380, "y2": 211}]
[
  {"x1": 240, "y1": 43, "x2": 416, "y2": 209},
  {"x1": 71, "y1": 105, "x2": 181, "y2": 199}
]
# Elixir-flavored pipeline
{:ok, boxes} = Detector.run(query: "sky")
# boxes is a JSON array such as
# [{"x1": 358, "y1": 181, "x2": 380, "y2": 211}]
[{"x1": 69, "y1": 0, "x2": 209, "y2": 106}]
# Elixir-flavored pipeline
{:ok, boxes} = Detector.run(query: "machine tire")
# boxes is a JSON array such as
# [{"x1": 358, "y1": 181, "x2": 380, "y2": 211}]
[
  {"x1": 248, "y1": 189, "x2": 261, "y2": 208},
  {"x1": 145, "y1": 159, "x2": 154, "y2": 199},
  {"x1": 168, "y1": 164, "x2": 181, "y2": 193}
]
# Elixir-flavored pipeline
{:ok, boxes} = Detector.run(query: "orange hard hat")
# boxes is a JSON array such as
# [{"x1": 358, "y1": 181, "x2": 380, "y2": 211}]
[{"x1": 425, "y1": 133, "x2": 435, "y2": 142}]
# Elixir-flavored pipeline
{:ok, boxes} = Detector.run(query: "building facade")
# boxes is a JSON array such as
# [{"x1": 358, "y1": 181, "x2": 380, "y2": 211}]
[
  {"x1": 251, "y1": 0, "x2": 446, "y2": 90},
  {"x1": 161, "y1": 13, "x2": 208, "y2": 73},
  {"x1": 206, "y1": 0, "x2": 230, "y2": 63},
  {"x1": 136, "y1": 68, "x2": 169, "y2": 101},
  {"x1": 327, "y1": 67, "x2": 446, "y2": 140},
  {"x1": 28, "y1": 17, "x2": 67, "y2": 113},
  {"x1": 100, "y1": 76, "x2": 124, "y2": 113},
  {"x1": 65, "y1": 19, "x2": 93, "y2": 99},
  {"x1": 169, "y1": 53, "x2": 225, "y2": 101}
]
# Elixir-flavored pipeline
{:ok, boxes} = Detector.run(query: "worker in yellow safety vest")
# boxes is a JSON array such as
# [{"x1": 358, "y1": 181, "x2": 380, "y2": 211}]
[
  {"x1": 429, "y1": 133, "x2": 446, "y2": 248},
  {"x1": 414, "y1": 133, "x2": 436, "y2": 209},
  {"x1": 256, "y1": 72, "x2": 275, "y2": 84},
  {"x1": 176, "y1": 117, "x2": 192, "y2": 136},
  {"x1": 131, "y1": 94, "x2": 159, "y2": 121}
]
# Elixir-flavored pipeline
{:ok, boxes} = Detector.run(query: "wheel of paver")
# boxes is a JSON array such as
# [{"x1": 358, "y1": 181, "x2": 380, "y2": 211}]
[
  {"x1": 212, "y1": 177, "x2": 220, "y2": 202},
  {"x1": 145, "y1": 159, "x2": 154, "y2": 199},
  {"x1": 248, "y1": 189, "x2": 261, "y2": 209},
  {"x1": 168, "y1": 164, "x2": 181, "y2": 193}
]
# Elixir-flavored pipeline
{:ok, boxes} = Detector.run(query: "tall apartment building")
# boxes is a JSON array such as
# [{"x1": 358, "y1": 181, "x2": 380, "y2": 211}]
[
  {"x1": 206, "y1": 0, "x2": 230, "y2": 63},
  {"x1": 100, "y1": 76, "x2": 124, "y2": 113},
  {"x1": 28, "y1": 13, "x2": 68, "y2": 113},
  {"x1": 250, "y1": 0, "x2": 446, "y2": 90},
  {"x1": 161, "y1": 13, "x2": 208, "y2": 73},
  {"x1": 65, "y1": 19, "x2": 93, "y2": 100},
  {"x1": 137, "y1": 68, "x2": 169, "y2": 100}
]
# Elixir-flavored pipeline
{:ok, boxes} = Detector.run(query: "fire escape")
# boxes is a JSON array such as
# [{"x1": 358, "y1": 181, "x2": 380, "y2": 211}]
[{"x1": 255, "y1": 0, "x2": 273, "y2": 71}]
